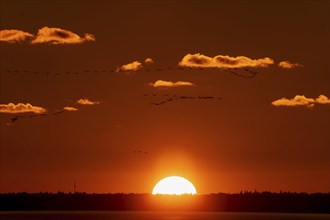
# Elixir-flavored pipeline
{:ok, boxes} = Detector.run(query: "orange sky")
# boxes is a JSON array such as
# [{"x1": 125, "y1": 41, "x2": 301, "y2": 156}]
[{"x1": 0, "y1": 0, "x2": 329, "y2": 194}]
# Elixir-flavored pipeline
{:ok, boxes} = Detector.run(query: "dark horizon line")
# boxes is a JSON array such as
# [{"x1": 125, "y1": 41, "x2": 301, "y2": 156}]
[
  {"x1": 2, "y1": 191, "x2": 329, "y2": 195},
  {"x1": 1, "y1": 192, "x2": 329, "y2": 213}
]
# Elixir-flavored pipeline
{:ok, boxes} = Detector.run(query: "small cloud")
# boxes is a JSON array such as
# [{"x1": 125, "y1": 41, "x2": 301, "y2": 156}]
[
  {"x1": 179, "y1": 53, "x2": 274, "y2": 69},
  {"x1": 83, "y1": 33, "x2": 95, "y2": 42},
  {"x1": 144, "y1": 58, "x2": 154, "y2": 64},
  {"x1": 31, "y1": 27, "x2": 95, "y2": 44},
  {"x1": 315, "y1": 95, "x2": 330, "y2": 104},
  {"x1": 272, "y1": 95, "x2": 315, "y2": 108},
  {"x1": 116, "y1": 61, "x2": 143, "y2": 72},
  {"x1": 278, "y1": 61, "x2": 303, "y2": 69},
  {"x1": 0, "y1": 27, "x2": 95, "y2": 45},
  {"x1": 149, "y1": 80, "x2": 196, "y2": 88},
  {"x1": 271, "y1": 94, "x2": 330, "y2": 108},
  {"x1": 77, "y1": 98, "x2": 100, "y2": 105},
  {"x1": 0, "y1": 29, "x2": 34, "y2": 43},
  {"x1": 0, "y1": 103, "x2": 47, "y2": 114},
  {"x1": 63, "y1": 106, "x2": 78, "y2": 111}
]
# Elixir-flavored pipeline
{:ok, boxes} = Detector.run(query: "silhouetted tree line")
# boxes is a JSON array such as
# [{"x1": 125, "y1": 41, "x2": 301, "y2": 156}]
[{"x1": 0, "y1": 192, "x2": 329, "y2": 213}]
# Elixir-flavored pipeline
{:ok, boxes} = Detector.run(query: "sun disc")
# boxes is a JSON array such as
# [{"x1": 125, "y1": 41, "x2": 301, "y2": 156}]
[{"x1": 152, "y1": 176, "x2": 197, "y2": 195}]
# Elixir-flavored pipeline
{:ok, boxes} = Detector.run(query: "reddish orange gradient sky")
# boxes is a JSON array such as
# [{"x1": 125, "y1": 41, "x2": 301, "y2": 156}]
[{"x1": 0, "y1": 0, "x2": 329, "y2": 194}]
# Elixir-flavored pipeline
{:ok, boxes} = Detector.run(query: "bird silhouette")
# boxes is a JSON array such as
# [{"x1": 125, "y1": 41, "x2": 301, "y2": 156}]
[
  {"x1": 133, "y1": 149, "x2": 148, "y2": 154},
  {"x1": 11, "y1": 116, "x2": 23, "y2": 123},
  {"x1": 54, "y1": 110, "x2": 65, "y2": 115}
]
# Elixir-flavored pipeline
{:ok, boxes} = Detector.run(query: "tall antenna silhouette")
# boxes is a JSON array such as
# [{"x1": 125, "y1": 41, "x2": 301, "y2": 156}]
[{"x1": 74, "y1": 181, "x2": 76, "y2": 194}]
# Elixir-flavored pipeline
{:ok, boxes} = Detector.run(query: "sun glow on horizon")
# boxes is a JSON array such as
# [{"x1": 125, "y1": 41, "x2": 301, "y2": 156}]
[{"x1": 152, "y1": 176, "x2": 197, "y2": 195}]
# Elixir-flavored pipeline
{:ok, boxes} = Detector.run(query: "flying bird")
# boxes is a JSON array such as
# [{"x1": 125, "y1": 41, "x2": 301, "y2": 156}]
[
  {"x1": 133, "y1": 149, "x2": 148, "y2": 154},
  {"x1": 11, "y1": 115, "x2": 23, "y2": 123},
  {"x1": 54, "y1": 110, "x2": 65, "y2": 115}
]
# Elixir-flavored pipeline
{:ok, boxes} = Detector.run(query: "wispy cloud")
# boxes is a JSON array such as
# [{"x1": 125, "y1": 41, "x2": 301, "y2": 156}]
[
  {"x1": 0, "y1": 27, "x2": 95, "y2": 44},
  {"x1": 0, "y1": 103, "x2": 47, "y2": 114},
  {"x1": 149, "y1": 80, "x2": 196, "y2": 88},
  {"x1": 63, "y1": 106, "x2": 78, "y2": 111},
  {"x1": 0, "y1": 29, "x2": 34, "y2": 43},
  {"x1": 179, "y1": 53, "x2": 274, "y2": 69},
  {"x1": 31, "y1": 27, "x2": 95, "y2": 44},
  {"x1": 116, "y1": 61, "x2": 143, "y2": 72},
  {"x1": 77, "y1": 98, "x2": 100, "y2": 105},
  {"x1": 272, "y1": 95, "x2": 330, "y2": 108},
  {"x1": 278, "y1": 61, "x2": 303, "y2": 69}
]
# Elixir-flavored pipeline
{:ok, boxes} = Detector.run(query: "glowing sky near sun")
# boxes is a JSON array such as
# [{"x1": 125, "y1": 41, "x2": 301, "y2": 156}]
[{"x1": 0, "y1": 0, "x2": 329, "y2": 194}]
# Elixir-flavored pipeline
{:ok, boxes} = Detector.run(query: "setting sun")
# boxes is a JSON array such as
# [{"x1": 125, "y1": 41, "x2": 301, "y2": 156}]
[{"x1": 152, "y1": 176, "x2": 197, "y2": 195}]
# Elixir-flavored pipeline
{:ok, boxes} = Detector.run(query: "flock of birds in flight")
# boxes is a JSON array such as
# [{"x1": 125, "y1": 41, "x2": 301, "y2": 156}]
[
  {"x1": 145, "y1": 94, "x2": 222, "y2": 106},
  {"x1": 5, "y1": 66, "x2": 258, "y2": 78},
  {"x1": 8, "y1": 110, "x2": 65, "y2": 124},
  {"x1": 8, "y1": 94, "x2": 222, "y2": 124},
  {"x1": 4, "y1": 66, "x2": 259, "y2": 125}
]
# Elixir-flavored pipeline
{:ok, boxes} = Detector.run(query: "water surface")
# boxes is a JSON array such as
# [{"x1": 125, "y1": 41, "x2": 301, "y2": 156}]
[{"x1": 0, "y1": 211, "x2": 329, "y2": 220}]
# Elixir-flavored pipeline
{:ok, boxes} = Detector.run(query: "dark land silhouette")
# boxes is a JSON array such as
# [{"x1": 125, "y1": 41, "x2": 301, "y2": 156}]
[{"x1": 1, "y1": 192, "x2": 329, "y2": 213}]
